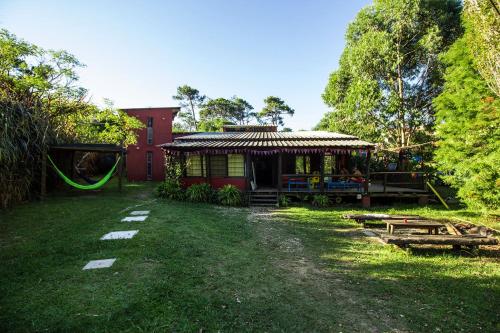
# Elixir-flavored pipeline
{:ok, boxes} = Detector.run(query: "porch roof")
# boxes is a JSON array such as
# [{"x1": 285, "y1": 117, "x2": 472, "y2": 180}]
[{"x1": 160, "y1": 131, "x2": 375, "y2": 153}]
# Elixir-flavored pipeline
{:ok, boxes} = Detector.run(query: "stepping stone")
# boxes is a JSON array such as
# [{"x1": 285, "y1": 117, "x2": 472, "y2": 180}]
[
  {"x1": 82, "y1": 259, "x2": 116, "y2": 270},
  {"x1": 130, "y1": 210, "x2": 150, "y2": 215},
  {"x1": 100, "y1": 230, "x2": 139, "y2": 240},
  {"x1": 121, "y1": 216, "x2": 148, "y2": 222}
]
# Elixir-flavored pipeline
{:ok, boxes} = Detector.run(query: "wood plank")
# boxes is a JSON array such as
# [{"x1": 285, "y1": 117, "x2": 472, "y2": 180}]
[
  {"x1": 445, "y1": 223, "x2": 461, "y2": 235},
  {"x1": 381, "y1": 234, "x2": 498, "y2": 246},
  {"x1": 384, "y1": 220, "x2": 443, "y2": 227}
]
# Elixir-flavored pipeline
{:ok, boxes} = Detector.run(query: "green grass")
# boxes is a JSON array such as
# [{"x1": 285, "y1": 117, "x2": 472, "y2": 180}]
[{"x1": 0, "y1": 182, "x2": 499, "y2": 332}]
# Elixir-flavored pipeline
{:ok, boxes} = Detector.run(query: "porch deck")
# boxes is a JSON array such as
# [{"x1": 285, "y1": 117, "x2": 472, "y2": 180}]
[{"x1": 252, "y1": 184, "x2": 427, "y2": 194}]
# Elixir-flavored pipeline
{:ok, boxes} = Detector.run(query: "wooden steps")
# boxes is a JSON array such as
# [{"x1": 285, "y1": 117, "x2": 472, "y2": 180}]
[{"x1": 249, "y1": 191, "x2": 278, "y2": 207}]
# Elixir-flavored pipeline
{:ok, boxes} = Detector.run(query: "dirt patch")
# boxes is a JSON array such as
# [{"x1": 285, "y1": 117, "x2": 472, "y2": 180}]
[{"x1": 246, "y1": 208, "x2": 410, "y2": 333}]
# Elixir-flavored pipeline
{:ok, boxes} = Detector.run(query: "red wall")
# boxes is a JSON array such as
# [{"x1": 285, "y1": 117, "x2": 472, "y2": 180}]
[
  {"x1": 123, "y1": 107, "x2": 179, "y2": 181},
  {"x1": 182, "y1": 177, "x2": 247, "y2": 191}
]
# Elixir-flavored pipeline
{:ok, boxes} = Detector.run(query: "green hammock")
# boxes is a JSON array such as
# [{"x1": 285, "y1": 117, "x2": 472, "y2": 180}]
[{"x1": 47, "y1": 155, "x2": 121, "y2": 190}]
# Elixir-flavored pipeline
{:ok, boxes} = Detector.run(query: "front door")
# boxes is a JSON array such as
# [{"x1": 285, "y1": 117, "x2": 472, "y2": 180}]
[{"x1": 252, "y1": 155, "x2": 276, "y2": 188}]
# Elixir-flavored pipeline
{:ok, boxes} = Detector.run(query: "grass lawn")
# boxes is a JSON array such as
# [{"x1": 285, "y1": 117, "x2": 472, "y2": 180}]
[{"x1": 0, "y1": 182, "x2": 499, "y2": 332}]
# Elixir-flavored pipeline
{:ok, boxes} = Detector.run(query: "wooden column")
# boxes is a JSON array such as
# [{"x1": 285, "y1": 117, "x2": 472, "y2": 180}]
[
  {"x1": 206, "y1": 154, "x2": 211, "y2": 184},
  {"x1": 40, "y1": 149, "x2": 47, "y2": 200},
  {"x1": 319, "y1": 152, "x2": 325, "y2": 193},
  {"x1": 118, "y1": 147, "x2": 124, "y2": 192},
  {"x1": 245, "y1": 152, "x2": 252, "y2": 191},
  {"x1": 277, "y1": 153, "x2": 283, "y2": 193},
  {"x1": 364, "y1": 150, "x2": 371, "y2": 194}
]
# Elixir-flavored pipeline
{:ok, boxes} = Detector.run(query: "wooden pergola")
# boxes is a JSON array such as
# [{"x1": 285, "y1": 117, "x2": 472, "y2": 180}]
[{"x1": 41, "y1": 144, "x2": 125, "y2": 198}]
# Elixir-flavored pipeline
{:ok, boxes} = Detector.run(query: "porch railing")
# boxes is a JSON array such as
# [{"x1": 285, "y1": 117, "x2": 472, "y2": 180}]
[{"x1": 281, "y1": 172, "x2": 429, "y2": 193}]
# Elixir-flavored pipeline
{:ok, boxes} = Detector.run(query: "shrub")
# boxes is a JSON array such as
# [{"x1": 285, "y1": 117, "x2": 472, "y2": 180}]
[
  {"x1": 156, "y1": 179, "x2": 185, "y2": 200},
  {"x1": 278, "y1": 195, "x2": 291, "y2": 207},
  {"x1": 186, "y1": 183, "x2": 214, "y2": 203},
  {"x1": 217, "y1": 185, "x2": 242, "y2": 206},
  {"x1": 312, "y1": 194, "x2": 330, "y2": 207}
]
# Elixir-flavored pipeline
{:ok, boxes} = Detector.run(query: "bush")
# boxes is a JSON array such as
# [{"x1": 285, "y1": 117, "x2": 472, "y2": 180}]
[
  {"x1": 217, "y1": 185, "x2": 242, "y2": 206},
  {"x1": 156, "y1": 179, "x2": 185, "y2": 200},
  {"x1": 312, "y1": 194, "x2": 330, "y2": 207},
  {"x1": 278, "y1": 195, "x2": 291, "y2": 207},
  {"x1": 186, "y1": 183, "x2": 214, "y2": 203}
]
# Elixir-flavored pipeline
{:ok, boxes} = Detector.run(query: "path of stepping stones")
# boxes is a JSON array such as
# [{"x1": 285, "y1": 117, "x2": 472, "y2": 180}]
[{"x1": 82, "y1": 210, "x2": 150, "y2": 270}]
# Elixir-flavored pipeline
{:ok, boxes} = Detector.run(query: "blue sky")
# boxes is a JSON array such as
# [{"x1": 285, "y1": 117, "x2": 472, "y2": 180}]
[{"x1": 0, "y1": 0, "x2": 370, "y2": 130}]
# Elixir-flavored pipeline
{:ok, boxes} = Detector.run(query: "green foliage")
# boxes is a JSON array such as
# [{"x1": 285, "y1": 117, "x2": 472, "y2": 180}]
[
  {"x1": 318, "y1": 0, "x2": 462, "y2": 148},
  {"x1": 258, "y1": 96, "x2": 294, "y2": 127},
  {"x1": 199, "y1": 96, "x2": 256, "y2": 131},
  {"x1": 217, "y1": 185, "x2": 243, "y2": 206},
  {"x1": 278, "y1": 195, "x2": 291, "y2": 207},
  {"x1": 172, "y1": 85, "x2": 206, "y2": 131},
  {"x1": 0, "y1": 29, "x2": 141, "y2": 208},
  {"x1": 463, "y1": 0, "x2": 500, "y2": 97},
  {"x1": 433, "y1": 29, "x2": 500, "y2": 210},
  {"x1": 312, "y1": 194, "x2": 330, "y2": 207},
  {"x1": 156, "y1": 179, "x2": 185, "y2": 201},
  {"x1": 186, "y1": 183, "x2": 214, "y2": 203}
]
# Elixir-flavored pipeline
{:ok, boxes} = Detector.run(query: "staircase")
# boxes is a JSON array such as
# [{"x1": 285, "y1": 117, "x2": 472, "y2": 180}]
[{"x1": 249, "y1": 190, "x2": 278, "y2": 207}]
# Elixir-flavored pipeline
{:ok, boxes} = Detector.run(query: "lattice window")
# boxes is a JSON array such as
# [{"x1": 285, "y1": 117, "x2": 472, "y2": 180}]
[
  {"x1": 186, "y1": 154, "x2": 203, "y2": 177},
  {"x1": 210, "y1": 155, "x2": 227, "y2": 177},
  {"x1": 228, "y1": 154, "x2": 244, "y2": 177}
]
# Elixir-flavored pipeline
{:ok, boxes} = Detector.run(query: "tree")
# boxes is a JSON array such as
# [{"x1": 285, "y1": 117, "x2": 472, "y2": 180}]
[
  {"x1": 0, "y1": 29, "x2": 142, "y2": 207},
  {"x1": 433, "y1": 17, "x2": 500, "y2": 210},
  {"x1": 199, "y1": 97, "x2": 235, "y2": 131},
  {"x1": 172, "y1": 85, "x2": 205, "y2": 131},
  {"x1": 232, "y1": 97, "x2": 257, "y2": 125},
  {"x1": 318, "y1": 0, "x2": 462, "y2": 149},
  {"x1": 258, "y1": 96, "x2": 294, "y2": 126},
  {"x1": 463, "y1": 0, "x2": 500, "y2": 97},
  {"x1": 198, "y1": 96, "x2": 256, "y2": 131}
]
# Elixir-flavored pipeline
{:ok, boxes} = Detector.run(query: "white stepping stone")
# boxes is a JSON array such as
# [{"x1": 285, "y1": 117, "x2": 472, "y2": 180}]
[
  {"x1": 130, "y1": 210, "x2": 150, "y2": 215},
  {"x1": 100, "y1": 230, "x2": 139, "y2": 240},
  {"x1": 121, "y1": 216, "x2": 148, "y2": 222},
  {"x1": 82, "y1": 258, "x2": 116, "y2": 270}
]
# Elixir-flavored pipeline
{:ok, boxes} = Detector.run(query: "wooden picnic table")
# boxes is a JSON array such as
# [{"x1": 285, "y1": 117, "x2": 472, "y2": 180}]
[{"x1": 384, "y1": 220, "x2": 444, "y2": 235}]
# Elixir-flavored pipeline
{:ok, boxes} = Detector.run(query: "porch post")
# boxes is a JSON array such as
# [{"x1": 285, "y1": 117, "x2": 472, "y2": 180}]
[
  {"x1": 319, "y1": 152, "x2": 325, "y2": 193},
  {"x1": 206, "y1": 154, "x2": 211, "y2": 184},
  {"x1": 277, "y1": 152, "x2": 283, "y2": 193},
  {"x1": 364, "y1": 150, "x2": 371, "y2": 194},
  {"x1": 245, "y1": 152, "x2": 251, "y2": 191}
]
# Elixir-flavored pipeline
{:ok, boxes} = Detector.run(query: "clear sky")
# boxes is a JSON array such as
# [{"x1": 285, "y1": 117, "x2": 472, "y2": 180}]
[{"x1": 0, "y1": 0, "x2": 370, "y2": 130}]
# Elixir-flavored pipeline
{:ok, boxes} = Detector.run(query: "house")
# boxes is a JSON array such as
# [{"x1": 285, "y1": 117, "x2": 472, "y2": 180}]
[
  {"x1": 123, "y1": 107, "x2": 180, "y2": 181},
  {"x1": 159, "y1": 125, "x2": 376, "y2": 195}
]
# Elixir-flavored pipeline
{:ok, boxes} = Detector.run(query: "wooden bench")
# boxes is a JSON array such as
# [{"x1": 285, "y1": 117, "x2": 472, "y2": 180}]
[
  {"x1": 380, "y1": 234, "x2": 499, "y2": 250},
  {"x1": 384, "y1": 220, "x2": 444, "y2": 235}
]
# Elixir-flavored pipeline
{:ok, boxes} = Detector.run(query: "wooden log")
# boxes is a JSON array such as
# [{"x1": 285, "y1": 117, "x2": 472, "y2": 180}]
[
  {"x1": 381, "y1": 234, "x2": 498, "y2": 246},
  {"x1": 445, "y1": 223, "x2": 461, "y2": 236}
]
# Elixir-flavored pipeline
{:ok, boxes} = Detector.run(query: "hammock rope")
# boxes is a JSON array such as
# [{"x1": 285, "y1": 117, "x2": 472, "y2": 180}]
[{"x1": 47, "y1": 155, "x2": 121, "y2": 190}]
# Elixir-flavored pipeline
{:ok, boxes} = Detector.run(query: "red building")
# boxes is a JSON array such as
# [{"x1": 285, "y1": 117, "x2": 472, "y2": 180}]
[{"x1": 123, "y1": 107, "x2": 179, "y2": 181}]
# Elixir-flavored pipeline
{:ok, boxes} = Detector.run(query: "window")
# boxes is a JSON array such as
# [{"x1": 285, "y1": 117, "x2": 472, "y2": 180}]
[
  {"x1": 228, "y1": 154, "x2": 244, "y2": 177},
  {"x1": 146, "y1": 117, "x2": 153, "y2": 145},
  {"x1": 210, "y1": 155, "x2": 227, "y2": 177},
  {"x1": 146, "y1": 151, "x2": 153, "y2": 180},
  {"x1": 186, "y1": 154, "x2": 203, "y2": 177},
  {"x1": 295, "y1": 155, "x2": 311, "y2": 174}
]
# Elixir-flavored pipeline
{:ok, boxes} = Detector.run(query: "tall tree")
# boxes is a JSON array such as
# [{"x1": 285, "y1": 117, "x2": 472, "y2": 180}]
[
  {"x1": 463, "y1": 0, "x2": 500, "y2": 97},
  {"x1": 434, "y1": 10, "x2": 500, "y2": 210},
  {"x1": 199, "y1": 97, "x2": 235, "y2": 131},
  {"x1": 258, "y1": 96, "x2": 294, "y2": 126},
  {"x1": 318, "y1": 0, "x2": 462, "y2": 149},
  {"x1": 172, "y1": 85, "x2": 205, "y2": 131},
  {"x1": 232, "y1": 97, "x2": 257, "y2": 125}
]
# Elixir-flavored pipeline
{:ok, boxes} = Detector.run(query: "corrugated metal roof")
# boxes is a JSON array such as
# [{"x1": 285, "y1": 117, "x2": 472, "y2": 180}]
[{"x1": 160, "y1": 130, "x2": 374, "y2": 150}]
